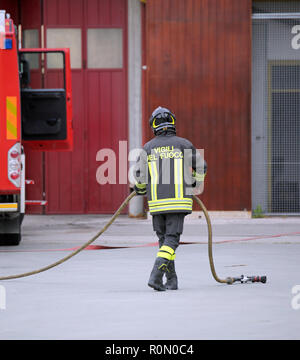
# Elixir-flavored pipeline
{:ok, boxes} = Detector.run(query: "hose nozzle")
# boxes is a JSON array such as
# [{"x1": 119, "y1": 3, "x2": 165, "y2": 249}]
[{"x1": 229, "y1": 275, "x2": 267, "y2": 284}]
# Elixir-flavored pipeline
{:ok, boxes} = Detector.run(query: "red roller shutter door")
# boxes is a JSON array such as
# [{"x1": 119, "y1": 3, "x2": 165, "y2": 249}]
[{"x1": 42, "y1": 0, "x2": 128, "y2": 214}]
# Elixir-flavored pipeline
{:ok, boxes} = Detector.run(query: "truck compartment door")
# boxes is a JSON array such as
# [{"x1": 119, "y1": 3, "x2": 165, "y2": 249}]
[{"x1": 19, "y1": 49, "x2": 73, "y2": 151}]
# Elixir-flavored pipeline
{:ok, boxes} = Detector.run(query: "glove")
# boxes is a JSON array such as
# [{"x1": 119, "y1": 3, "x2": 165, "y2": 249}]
[
  {"x1": 134, "y1": 182, "x2": 147, "y2": 196},
  {"x1": 192, "y1": 170, "x2": 206, "y2": 182},
  {"x1": 192, "y1": 170, "x2": 206, "y2": 187}
]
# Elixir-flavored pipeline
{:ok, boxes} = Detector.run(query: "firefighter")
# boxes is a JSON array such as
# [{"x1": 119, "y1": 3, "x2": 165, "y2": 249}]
[{"x1": 134, "y1": 106, "x2": 207, "y2": 291}]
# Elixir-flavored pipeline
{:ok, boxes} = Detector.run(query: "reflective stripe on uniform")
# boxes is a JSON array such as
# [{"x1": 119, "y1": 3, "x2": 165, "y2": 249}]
[
  {"x1": 157, "y1": 245, "x2": 175, "y2": 260},
  {"x1": 148, "y1": 197, "x2": 193, "y2": 213},
  {"x1": 148, "y1": 161, "x2": 158, "y2": 201},
  {"x1": 148, "y1": 198, "x2": 192, "y2": 206},
  {"x1": 174, "y1": 158, "x2": 183, "y2": 199},
  {"x1": 150, "y1": 205, "x2": 192, "y2": 213},
  {"x1": 160, "y1": 245, "x2": 175, "y2": 255}
]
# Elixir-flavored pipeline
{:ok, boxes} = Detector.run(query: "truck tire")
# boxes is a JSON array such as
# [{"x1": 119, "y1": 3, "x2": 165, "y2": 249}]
[
  {"x1": 0, "y1": 214, "x2": 22, "y2": 246},
  {"x1": 0, "y1": 233, "x2": 21, "y2": 246}
]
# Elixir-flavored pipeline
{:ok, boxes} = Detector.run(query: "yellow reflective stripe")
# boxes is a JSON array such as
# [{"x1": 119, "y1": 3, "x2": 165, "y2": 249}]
[
  {"x1": 170, "y1": 254, "x2": 176, "y2": 261},
  {"x1": 7, "y1": 98, "x2": 17, "y2": 116},
  {"x1": 148, "y1": 198, "x2": 193, "y2": 210},
  {"x1": 174, "y1": 158, "x2": 178, "y2": 198},
  {"x1": 179, "y1": 158, "x2": 183, "y2": 198},
  {"x1": 6, "y1": 96, "x2": 17, "y2": 140},
  {"x1": 174, "y1": 158, "x2": 183, "y2": 199},
  {"x1": 148, "y1": 162, "x2": 154, "y2": 199},
  {"x1": 150, "y1": 205, "x2": 192, "y2": 213},
  {"x1": 149, "y1": 161, "x2": 158, "y2": 201},
  {"x1": 0, "y1": 203, "x2": 18, "y2": 209},
  {"x1": 160, "y1": 245, "x2": 175, "y2": 255},
  {"x1": 157, "y1": 251, "x2": 172, "y2": 260},
  {"x1": 157, "y1": 245, "x2": 175, "y2": 260},
  {"x1": 149, "y1": 204, "x2": 191, "y2": 210},
  {"x1": 149, "y1": 203, "x2": 191, "y2": 209},
  {"x1": 7, "y1": 121, "x2": 17, "y2": 139},
  {"x1": 153, "y1": 161, "x2": 158, "y2": 200},
  {"x1": 148, "y1": 197, "x2": 192, "y2": 204}
]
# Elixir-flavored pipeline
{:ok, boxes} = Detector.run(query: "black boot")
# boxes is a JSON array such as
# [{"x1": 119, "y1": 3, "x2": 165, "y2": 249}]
[
  {"x1": 148, "y1": 257, "x2": 169, "y2": 291},
  {"x1": 165, "y1": 260, "x2": 178, "y2": 290}
]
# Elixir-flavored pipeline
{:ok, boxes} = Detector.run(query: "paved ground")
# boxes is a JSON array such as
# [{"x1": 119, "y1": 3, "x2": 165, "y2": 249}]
[{"x1": 0, "y1": 214, "x2": 299, "y2": 340}]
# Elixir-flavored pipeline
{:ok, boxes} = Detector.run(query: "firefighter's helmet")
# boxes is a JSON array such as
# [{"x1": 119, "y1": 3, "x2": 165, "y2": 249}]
[{"x1": 149, "y1": 106, "x2": 176, "y2": 135}]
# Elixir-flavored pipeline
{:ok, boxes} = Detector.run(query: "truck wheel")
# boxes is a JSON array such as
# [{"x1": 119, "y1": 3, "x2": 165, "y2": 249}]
[{"x1": 0, "y1": 234, "x2": 21, "y2": 246}]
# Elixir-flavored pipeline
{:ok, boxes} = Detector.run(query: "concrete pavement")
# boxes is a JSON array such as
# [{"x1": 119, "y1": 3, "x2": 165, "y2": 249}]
[{"x1": 0, "y1": 214, "x2": 299, "y2": 340}]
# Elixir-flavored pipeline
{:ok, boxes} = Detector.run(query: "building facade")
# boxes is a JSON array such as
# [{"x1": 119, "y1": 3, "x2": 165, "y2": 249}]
[{"x1": 0, "y1": 0, "x2": 299, "y2": 215}]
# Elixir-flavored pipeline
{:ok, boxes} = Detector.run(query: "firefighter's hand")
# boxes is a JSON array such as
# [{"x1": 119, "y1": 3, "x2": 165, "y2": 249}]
[
  {"x1": 191, "y1": 170, "x2": 206, "y2": 194},
  {"x1": 192, "y1": 170, "x2": 206, "y2": 182},
  {"x1": 134, "y1": 183, "x2": 147, "y2": 196}
]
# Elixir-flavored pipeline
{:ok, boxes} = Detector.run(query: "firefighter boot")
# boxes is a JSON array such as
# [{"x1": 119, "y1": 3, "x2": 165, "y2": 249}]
[
  {"x1": 148, "y1": 246, "x2": 175, "y2": 291},
  {"x1": 148, "y1": 257, "x2": 169, "y2": 291},
  {"x1": 165, "y1": 260, "x2": 178, "y2": 290}
]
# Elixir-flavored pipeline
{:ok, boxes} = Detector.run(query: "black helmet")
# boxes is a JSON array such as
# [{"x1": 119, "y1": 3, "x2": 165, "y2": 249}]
[{"x1": 149, "y1": 106, "x2": 176, "y2": 135}]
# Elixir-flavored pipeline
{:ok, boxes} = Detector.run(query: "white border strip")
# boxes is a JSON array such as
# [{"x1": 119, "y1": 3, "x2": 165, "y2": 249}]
[{"x1": 252, "y1": 12, "x2": 300, "y2": 20}]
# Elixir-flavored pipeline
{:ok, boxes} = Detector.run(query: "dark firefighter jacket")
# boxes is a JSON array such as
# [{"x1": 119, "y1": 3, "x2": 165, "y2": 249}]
[{"x1": 134, "y1": 132, "x2": 207, "y2": 215}]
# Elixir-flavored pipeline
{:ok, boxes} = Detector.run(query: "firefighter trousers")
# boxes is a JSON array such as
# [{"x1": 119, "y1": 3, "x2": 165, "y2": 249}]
[{"x1": 152, "y1": 213, "x2": 186, "y2": 251}]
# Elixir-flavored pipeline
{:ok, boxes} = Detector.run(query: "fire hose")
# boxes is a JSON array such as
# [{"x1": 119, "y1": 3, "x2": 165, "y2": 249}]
[
  {"x1": 0, "y1": 192, "x2": 266, "y2": 284},
  {"x1": 192, "y1": 195, "x2": 266, "y2": 285}
]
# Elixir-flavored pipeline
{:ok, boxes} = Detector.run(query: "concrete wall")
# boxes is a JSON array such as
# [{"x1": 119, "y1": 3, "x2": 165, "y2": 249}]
[{"x1": 128, "y1": 0, "x2": 144, "y2": 217}]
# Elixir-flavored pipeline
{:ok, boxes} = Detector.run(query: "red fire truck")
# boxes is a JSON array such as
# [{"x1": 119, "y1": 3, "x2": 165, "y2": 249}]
[{"x1": 0, "y1": 10, "x2": 73, "y2": 245}]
